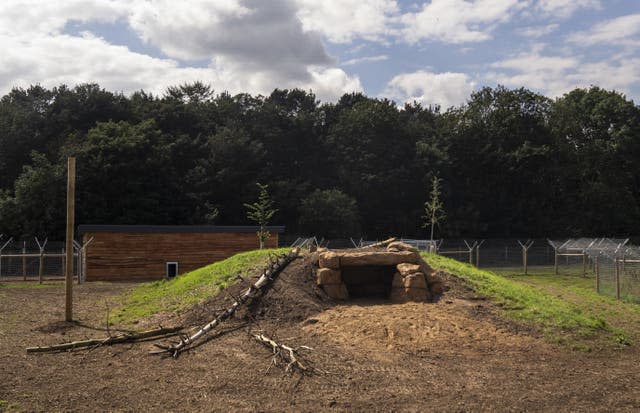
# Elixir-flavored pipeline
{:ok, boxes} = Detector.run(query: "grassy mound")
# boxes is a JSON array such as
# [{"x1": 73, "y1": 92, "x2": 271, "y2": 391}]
[
  {"x1": 423, "y1": 253, "x2": 616, "y2": 347},
  {"x1": 113, "y1": 248, "x2": 289, "y2": 323}
]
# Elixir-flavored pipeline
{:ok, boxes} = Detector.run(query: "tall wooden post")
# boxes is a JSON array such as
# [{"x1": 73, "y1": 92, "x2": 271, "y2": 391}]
[
  {"x1": 615, "y1": 257, "x2": 621, "y2": 300},
  {"x1": 475, "y1": 246, "x2": 480, "y2": 267},
  {"x1": 65, "y1": 157, "x2": 76, "y2": 322},
  {"x1": 554, "y1": 250, "x2": 558, "y2": 276},
  {"x1": 22, "y1": 241, "x2": 27, "y2": 281},
  {"x1": 38, "y1": 250, "x2": 44, "y2": 284},
  {"x1": 594, "y1": 255, "x2": 599, "y2": 293}
]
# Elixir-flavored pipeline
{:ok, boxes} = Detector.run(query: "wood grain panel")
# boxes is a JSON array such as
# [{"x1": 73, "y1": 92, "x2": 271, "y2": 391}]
[{"x1": 83, "y1": 232, "x2": 278, "y2": 281}]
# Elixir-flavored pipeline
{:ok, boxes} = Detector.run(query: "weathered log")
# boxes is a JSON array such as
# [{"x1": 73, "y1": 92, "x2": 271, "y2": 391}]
[
  {"x1": 251, "y1": 332, "x2": 311, "y2": 372},
  {"x1": 359, "y1": 237, "x2": 397, "y2": 249},
  {"x1": 154, "y1": 249, "x2": 299, "y2": 357},
  {"x1": 26, "y1": 326, "x2": 182, "y2": 353}
]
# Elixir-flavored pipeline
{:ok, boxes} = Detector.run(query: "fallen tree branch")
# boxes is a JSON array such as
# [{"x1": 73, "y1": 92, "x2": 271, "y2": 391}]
[
  {"x1": 359, "y1": 237, "x2": 397, "y2": 249},
  {"x1": 154, "y1": 248, "x2": 299, "y2": 357},
  {"x1": 251, "y1": 331, "x2": 312, "y2": 373},
  {"x1": 26, "y1": 326, "x2": 182, "y2": 353}
]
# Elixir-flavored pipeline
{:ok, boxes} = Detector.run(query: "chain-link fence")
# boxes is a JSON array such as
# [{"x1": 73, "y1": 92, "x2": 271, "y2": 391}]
[
  {"x1": 0, "y1": 239, "x2": 82, "y2": 281},
  {"x1": 283, "y1": 235, "x2": 640, "y2": 303}
]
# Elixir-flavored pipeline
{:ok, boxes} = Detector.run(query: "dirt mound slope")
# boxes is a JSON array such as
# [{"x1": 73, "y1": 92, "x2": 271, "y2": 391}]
[
  {"x1": 179, "y1": 254, "x2": 333, "y2": 327},
  {"x1": 3, "y1": 253, "x2": 640, "y2": 412}
]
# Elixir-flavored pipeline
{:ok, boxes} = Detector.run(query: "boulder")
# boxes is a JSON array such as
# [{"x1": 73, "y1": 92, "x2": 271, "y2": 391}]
[
  {"x1": 390, "y1": 286, "x2": 430, "y2": 302},
  {"x1": 403, "y1": 273, "x2": 427, "y2": 289},
  {"x1": 387, "y1": 241, "x2": 418, "y2": 253},
  {"x1": 323, "y1": 283, "x2": 349, "y2": 300},
  {"x1": 318, "y1": 251, "x2": 340, "y2": 269},
  {"x1": 405, "y1": 287, "x2": 430, "y2": 302},
  {"x1": 338, "y1": 250, "x2": 419, "y2": 267},
  {"x1": 316, "y1": 268, "x2": 342, "y2": 285},
  {"x1": 396, "y1": 263, "x2": 421, "y2": 276},
  {"x1": 389, "y1": 287, "x2": 407, "y2": 303},
  {"x1": 391, "y1": 272, "x2": 404, "y2": 287}
]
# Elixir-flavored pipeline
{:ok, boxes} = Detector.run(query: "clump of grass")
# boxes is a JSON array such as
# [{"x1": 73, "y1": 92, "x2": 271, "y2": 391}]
[
  {"x1": 423, "y1": 253, "x2": 610, "y2": 345},
  {"x1": 113, "y1": 248, "x2": 289, "y2": 323}
]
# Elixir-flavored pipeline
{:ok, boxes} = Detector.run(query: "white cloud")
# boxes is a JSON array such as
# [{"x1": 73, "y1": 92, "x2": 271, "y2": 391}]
[
  {"x1": 0, "y1": 0, "x2": 363, "y2": 102},
  {"x1": 295, "y1": 0, "x2": 399, "y2": 43},
  {"x1": 383, "y1": 71, "x2": 475, "y2": 108},
  {"x1": 487, "y1": 47, "x2": 640, "y2": 98},
  {"x1": 342, "y1": 55, "x2": 389, "y2": 66},
  {"x1": 0, "y1": 0, "x2": 126, "y2": 36},
  {"x1": 123, "y1": 0, "x2": 332, "y2": 79},
  {"x1": 401, "y1": 0, "x2": 523, "y2": 44},
  {"x1": 517, "y1": 23, "x2": 559, "y2": 38},
  {"x1": 567, "y1": 14, "x2": 640, "y2": 46},
  {"x1": 535, "y1": 0, "x2": 601, "y2": 18}
]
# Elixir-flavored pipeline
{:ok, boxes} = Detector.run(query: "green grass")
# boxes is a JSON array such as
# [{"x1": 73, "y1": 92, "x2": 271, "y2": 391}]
[
  {"x1": 113, "y1": 248, "x2": 289, "y2": 323},
  {"x1": 495, "y1": 269, "x2": 640, "y2": 346},
  {"x1": 423, "y1": 253, "x2": 619, "y2": 348},
  {"x1": 0, "y1": 282, "x2": 62, "y2": 289}
]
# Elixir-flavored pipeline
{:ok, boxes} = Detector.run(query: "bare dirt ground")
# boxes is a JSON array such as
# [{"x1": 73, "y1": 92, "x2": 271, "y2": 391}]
[{"x1": 1, "y1": 257, "x2": 640, "y2": 412}]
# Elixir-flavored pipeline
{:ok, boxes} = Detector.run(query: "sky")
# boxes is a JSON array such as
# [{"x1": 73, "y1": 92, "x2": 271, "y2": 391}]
[{"x1": 1, "y1": 0, "x2": 639, "y2": 108}]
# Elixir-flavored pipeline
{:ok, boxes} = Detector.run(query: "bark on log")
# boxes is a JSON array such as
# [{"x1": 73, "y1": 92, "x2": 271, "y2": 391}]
[
  {"x1": 26, "y1": 326, "x2": 182, "y2": 353},
  {"x1": 359, "y1": 238, "x2": 397, "y2": 249},
  {"x1": 154, "y1": 249, "x2": 299, "y2": 357}
]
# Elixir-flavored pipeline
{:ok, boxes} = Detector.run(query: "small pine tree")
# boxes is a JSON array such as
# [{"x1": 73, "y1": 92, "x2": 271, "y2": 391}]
[
  {"x1": 422, "y1": 176, "x2": 445, "y2": 241},
  {"x1": 244, "y1": 183, "x2": 278, "y2": 249}
]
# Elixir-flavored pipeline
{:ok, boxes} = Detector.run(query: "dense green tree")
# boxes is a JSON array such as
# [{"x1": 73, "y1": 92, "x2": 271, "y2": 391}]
[
  {"x1": 298, "y1": 189, "x2": 360, "y2": 238},
  {"x1": 0, "y1": 82, "x2": 638, "y2": 240}
]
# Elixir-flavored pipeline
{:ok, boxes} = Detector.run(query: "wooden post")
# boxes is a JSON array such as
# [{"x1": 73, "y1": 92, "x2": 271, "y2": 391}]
[
  {"x1": 475, "y1": 246, "x2": 480, "y2": 267},
  {"x1": 554, "y1": 250, "x2": 558, "y2": 276},
  {"x1": 22, "y1": 241, "x2": 27, "y2": 281},
  {"x1": 582, "y1": 253, "x2": 587, "y2": 277},
  {"x1": 595, "y1": 255, "x2": 599, "y2": 293},
  {"x1": 615, "y1": 257, "x2": 621, "y2": 300},
  {"x1": 524, "y1": 247, "x2": 528, "y2": 275},
  {"x1": 65, "y1": 157, "x2": 76, "y2": 322},
  {"x1": 39, "y1": 250, "x2": 44, "y2": 284}
]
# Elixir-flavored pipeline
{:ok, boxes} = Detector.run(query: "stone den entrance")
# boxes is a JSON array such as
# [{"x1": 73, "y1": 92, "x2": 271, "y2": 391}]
[
  {"x1": 341, "y1": 265, "x2": 396, "y2": 298},
  {"x1": 314, "y1": 241, "x2": 444, "y2": 302}
]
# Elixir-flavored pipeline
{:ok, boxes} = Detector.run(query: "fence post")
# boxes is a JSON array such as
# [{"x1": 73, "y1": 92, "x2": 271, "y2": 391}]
[
  {"x1": 582, "y1": 253, "x2": 587, "y2": 277},
  {"x1": 39, "y1": 250, "x2": 44, "y2": 284},
  {"x1": 554, "y1": 250, "x2": 558, "y2": 276},
  {"x1": 615, "y1": 257, "x2": 621, "y2": 300},
  {"x1": 595, "y1": 255, "x2": 599, "y2": 293},
  {"x1": 61, "y1": 248, "x2": 65, "y2": 277},
  {"x1": 22, "y1": 241, "x2": 27, "y2": 281}
]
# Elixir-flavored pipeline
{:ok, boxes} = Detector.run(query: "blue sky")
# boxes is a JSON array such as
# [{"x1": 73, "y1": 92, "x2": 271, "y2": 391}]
[{"x1": 1, "y1": 0, "x2": 639, "y2": 107}]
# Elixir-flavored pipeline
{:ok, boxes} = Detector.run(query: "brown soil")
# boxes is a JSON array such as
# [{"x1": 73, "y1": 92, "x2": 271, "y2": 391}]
[{"x1": 1, "y1": 256, "x2": 639, "y2": 412}]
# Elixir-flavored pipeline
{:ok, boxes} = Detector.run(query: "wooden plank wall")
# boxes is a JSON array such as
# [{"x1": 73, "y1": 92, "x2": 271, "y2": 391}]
[{"x1": 83, "y1": 232, "x2": 278, "y2": 281}]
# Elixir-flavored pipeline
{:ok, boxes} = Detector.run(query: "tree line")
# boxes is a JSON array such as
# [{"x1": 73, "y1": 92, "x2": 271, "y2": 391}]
[{"x1": 0, "y1": 82, "x2": 639, "y2": 240}]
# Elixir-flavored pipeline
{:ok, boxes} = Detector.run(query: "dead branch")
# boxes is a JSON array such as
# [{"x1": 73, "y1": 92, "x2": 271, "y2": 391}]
[
  {"x1": 358, "y1": 237, "x2": 397, "y2": 249},
  {"x1": 154, "y1": 248, "x2": 299, "y2": 357},
  {"x1": 26, "y1": 326, "x2": 182, "y2": 353},
  {"x1": 251, "y1": 331, "x2": 312, "y2": 373}
]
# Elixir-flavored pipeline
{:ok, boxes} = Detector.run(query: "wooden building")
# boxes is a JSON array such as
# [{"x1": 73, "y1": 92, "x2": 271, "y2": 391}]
[{"x1": 78, "y1": 225, "x2": 284, "y2": 281}]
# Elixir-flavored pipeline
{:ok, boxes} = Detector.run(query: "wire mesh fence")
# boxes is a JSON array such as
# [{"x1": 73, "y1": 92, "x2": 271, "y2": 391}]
[
  {"x1": 283, "y1": 235, "x2": 640, "y2": 303},
  {"x1": 0, "y1": 239, "x2": 82, "y2": 281}
]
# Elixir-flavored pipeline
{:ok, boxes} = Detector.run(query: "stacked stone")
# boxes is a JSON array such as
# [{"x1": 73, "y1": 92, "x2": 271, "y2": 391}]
[{"x1": 314, "y1": 241, "x2": 444, "y2": 302}]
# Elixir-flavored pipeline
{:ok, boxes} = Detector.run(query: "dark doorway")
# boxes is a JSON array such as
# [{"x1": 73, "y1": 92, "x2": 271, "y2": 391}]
[
  {"x1": 341, "y1": 265, "x2": 396, "y2": 299},
  {"x1": 166, "y1": 262, "x2": 178, "y2": 279}
]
